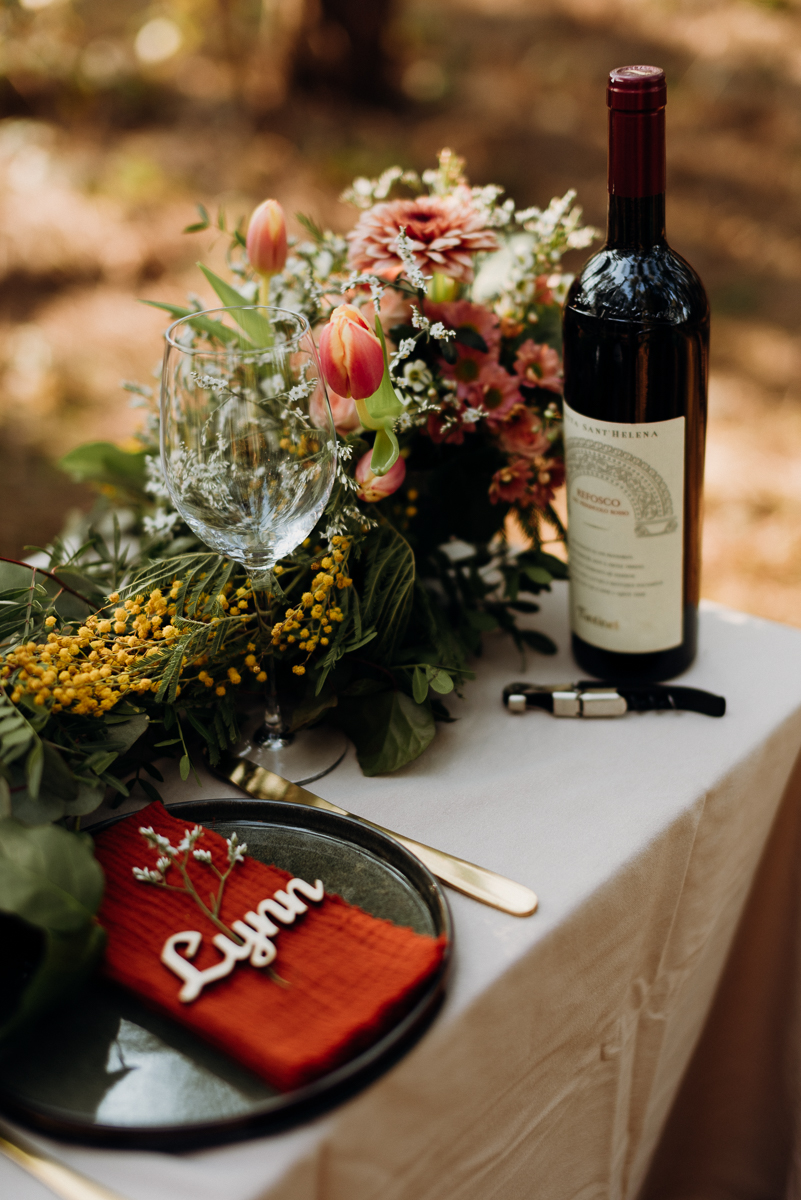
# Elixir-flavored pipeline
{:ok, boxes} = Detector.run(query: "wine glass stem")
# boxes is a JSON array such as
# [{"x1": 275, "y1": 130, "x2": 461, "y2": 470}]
[
  {"x1": 253, "y1": 618, "x2": 294, "y2": 751},
  {"x1": 264, "y1": 651, "x2": 282, "y2": 733}
]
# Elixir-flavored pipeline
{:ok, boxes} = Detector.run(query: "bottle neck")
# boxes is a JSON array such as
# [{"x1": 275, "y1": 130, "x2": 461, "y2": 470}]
[
  {"x1": 606, "y1": 105, "x2": 666, "y2": 249},
  {"x1": 606, "y1": 194, "x2": 666, "y2": 249}
]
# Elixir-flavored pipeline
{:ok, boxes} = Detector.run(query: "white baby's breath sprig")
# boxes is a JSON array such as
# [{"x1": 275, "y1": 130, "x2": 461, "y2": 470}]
[
  {"x1": 388, "y1": 336, "x2": 419, "y2": 373},
  {"x1": 133, "y1": 824, "x2": 248, "y2": 943},
  {"x1": 226, "y1": 832, "x2": 248, "y2": 864},
  {"x1": 340, "y1": 166, "x2": 422, "y2": 209},
  {"x1": 394, "y1": 227, "x2": 431, "y2": 292},
  {"x1": 341, "y1": 271, "x2": 386, "y2": 306}
]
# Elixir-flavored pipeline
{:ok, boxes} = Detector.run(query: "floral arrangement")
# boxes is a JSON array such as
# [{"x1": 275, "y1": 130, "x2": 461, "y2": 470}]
[{"x1": 0, "y1": 149, "x2": 596, "y2": 1043}]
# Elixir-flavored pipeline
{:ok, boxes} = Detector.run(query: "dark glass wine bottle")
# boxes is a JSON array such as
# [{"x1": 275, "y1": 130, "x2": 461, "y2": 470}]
[{"x1": 562, "y1": 65, "x2": 709, "y2": 681}]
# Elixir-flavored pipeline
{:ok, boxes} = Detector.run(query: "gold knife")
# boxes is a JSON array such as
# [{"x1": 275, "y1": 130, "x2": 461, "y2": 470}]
[
  {"x1": 0, "y1": 1127, "x2": 128, "y2": 1200},
  {"x1": 224, "y1": 761, "x2": 538, "y2": 917}
]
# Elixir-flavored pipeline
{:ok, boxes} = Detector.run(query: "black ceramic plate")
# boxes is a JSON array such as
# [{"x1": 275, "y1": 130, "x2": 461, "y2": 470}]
[{"x1": 0, "y1": 799, "x2": 452, "y2": 1150}]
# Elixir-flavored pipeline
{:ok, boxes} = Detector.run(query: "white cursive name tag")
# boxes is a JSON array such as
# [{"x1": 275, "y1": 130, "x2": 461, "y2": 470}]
[{"x1": 160, "y1": 876, "x2": 325, "y2": 1002}]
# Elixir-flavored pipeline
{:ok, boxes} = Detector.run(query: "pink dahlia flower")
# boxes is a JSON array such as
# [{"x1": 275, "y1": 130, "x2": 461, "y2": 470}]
[
  {"x1": 495, "y1": 405, "x2": 551, "y2": 458},
  {"x1": 347, "y1": 191, "x2": 499, "y2": 283},
  {"x1": 514, "y1": 340, "x2": 563, "y2": 394}
]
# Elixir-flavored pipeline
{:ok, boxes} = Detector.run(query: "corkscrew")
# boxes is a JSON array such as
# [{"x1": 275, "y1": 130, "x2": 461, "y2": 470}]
[{"x1": 502, "y1": 681, "x2": 726, "y2": 719}]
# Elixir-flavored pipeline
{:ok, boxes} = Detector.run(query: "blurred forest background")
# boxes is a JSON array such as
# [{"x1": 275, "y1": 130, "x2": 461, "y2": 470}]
[{"x1": 1, "y1": 0, "x2": 800, "y2": 624}]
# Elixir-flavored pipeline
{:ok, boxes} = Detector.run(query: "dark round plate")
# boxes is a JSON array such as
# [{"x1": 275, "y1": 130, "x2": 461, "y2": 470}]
[{"x1": 0, "y1": 799, "x2": 452, "y2": 1150}]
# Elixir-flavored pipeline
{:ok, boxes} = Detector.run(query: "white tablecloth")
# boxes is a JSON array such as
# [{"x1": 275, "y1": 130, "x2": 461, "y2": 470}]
[{"x1": 4, "y1": 583, "x2": 801, "y2": 1200}]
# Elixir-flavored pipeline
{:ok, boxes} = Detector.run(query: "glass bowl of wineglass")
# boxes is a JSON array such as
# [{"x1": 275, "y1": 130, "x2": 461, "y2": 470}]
[{"x1": 160, "y1": 304, "x2": 347, "y2": 783}]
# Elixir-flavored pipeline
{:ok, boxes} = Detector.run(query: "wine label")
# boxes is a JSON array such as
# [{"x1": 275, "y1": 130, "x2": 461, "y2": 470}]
[{"x1": 564, "y1": 401, "x2": 684, "y2": 653}]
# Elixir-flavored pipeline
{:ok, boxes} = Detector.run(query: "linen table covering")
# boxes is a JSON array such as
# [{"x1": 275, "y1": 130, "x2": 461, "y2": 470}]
[{"x1": 4, "y1": 583, "x2": 801, "y2": 1200}]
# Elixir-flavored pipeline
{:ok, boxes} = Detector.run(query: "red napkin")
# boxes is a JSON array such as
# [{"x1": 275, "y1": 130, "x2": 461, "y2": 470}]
[{"x1": 93, "y1": 802, "x2": 446, "y2": 1092}]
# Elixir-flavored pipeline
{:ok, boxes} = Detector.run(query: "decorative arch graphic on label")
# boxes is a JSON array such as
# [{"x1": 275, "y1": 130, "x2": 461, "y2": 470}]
[{"x1": 566, "y1": 438, "x2": 678, "y2": 537}]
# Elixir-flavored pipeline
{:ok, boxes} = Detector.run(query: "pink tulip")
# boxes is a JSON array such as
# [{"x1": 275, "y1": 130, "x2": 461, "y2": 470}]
[
  {"x1": 355, "y1": 449, "x2": 406, "y2": 502},
  {"x1": 246, "y1": 199, "x2": 287, "y2": 277},
  {"x1": 309, "y1": 383, "x2": 361, "y2": 436},
  {"x1": 319, "y1": 304, "x2": 385, "y2": 400}
]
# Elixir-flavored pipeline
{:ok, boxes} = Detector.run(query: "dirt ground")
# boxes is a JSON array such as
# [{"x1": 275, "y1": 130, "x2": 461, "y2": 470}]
[{"x1": 2, "y1": 0, "x2": 800, "y2": 625}]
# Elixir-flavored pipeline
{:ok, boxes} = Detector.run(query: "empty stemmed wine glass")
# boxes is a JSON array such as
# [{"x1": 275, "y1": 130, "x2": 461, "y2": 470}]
[{"x1": 160, "y1": 304, "x2": 347, "y2": 783}]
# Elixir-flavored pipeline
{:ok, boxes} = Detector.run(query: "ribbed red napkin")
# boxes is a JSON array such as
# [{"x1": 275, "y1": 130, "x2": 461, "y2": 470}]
[{"x1": 93, "y1": 802, "x2": 446, "y2": 1092}]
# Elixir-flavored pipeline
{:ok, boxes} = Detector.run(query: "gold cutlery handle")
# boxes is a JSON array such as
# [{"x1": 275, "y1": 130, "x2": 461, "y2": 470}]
[
  {"x1": 0, "y1": 1130, "x2": 128, "y2": 1200},
  {"x1": 225, "y1": 762, "x2": 538, "y2": 917}
]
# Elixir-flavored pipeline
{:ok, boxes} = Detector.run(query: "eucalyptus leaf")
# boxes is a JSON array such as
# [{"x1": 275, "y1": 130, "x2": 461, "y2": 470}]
[
  {"x1": 334, "y1": 690, "x2": 435, "y2": 776},
  {"x1": 0, "y1": 820, "x2": 104, "y2": 1049},
  {"x1": 107, "y1": 713, "x2": 149, "y2": 754},
  {"x1": 63, "y1": 779, "x2": 106, "y2": 817},
  {"x1": 0, "y1": 820, "x2": 103, "y2": 933}
]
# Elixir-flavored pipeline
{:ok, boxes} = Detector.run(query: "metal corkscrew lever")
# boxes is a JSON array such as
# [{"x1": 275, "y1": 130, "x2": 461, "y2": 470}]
[{"x1": 502, "y1": 681, "x2": 726, "y2": 719}]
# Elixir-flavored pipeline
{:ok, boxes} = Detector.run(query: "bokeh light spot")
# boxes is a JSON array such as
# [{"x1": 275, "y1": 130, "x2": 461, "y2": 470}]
[{"x1": 134, "y1": 18, "x2": 183, "y2": 66}]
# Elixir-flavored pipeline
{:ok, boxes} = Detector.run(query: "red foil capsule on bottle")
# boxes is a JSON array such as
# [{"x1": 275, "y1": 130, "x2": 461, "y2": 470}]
[{"x1": 607, "y1": 65, "x2": 666, "y2": 198}]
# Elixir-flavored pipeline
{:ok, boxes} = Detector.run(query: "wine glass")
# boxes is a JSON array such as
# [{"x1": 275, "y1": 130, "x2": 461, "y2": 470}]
[{"x1": 160, "y1": 304, "x2": 347, "y2": 783}]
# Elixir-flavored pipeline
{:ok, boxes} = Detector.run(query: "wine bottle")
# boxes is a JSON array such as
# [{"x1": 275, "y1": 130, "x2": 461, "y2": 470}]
[{"x1": 562, "y1": 65, "x2": 709, "y2": 681}]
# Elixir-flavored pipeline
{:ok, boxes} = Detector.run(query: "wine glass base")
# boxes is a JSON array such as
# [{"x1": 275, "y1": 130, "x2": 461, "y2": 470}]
[{"x1": 232, "y1": 723, "x2": 348, "y2": 786}]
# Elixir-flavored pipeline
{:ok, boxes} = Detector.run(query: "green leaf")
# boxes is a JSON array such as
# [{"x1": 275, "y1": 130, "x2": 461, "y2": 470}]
[
  {"x1": 197, "y1": 265, "x2": 275, "y2": 346},
  {"x1": 59, "y1": 442, "x2": 147, "y2": 497},
  {"x1": 25, "y1": 740, "x2": 43, "y2": 800},
  {"x1": 83, "y1": 751, "x2": 118, "y2": 776},
  {"x1": 370, "y1": 426, "x2": 400, "y2": 476},
  {"x1": 0, "y1": 820, "x2": 103, "y2": 935},
  {"x1": 295, "y1": 212, "x2": 326, "y2": 243},
  {"x1": 63, "y1": 779, "x2": 105, "y2": 817},
  {"x1": 522, "y1": 565, "x2": 553, "y2": 587},
  {"x1": 334, "y1": 690, "x2": 435, "y2": 776},
  {"x1": 138, "y1": 778, "x2": 164, "y2": 805},
  {"x1": 362, "y1": 525, "x2": 415, "y2": 661},
  {"x1": 0, "y1": 820, "x2": 105, "y2": 1048},
  {"x1": 518, "y1": 628, "x2": 558, "y2": 656},
  {"x1": 412, "y1": 666, "x2": 428, "y2": 704},
  {"x1": 426, "y1": 667, "x2": 454, "y2": 695},
  {"x1": 106, "y1": 713, "x2": 149, "y2": 754},
  {"x1": 179, "y1": 754, "x2": 191, "y2": 781},
  {"x1": 140, "y1": 300, "x2": 241, "y2": 345},
  {"x1": 183, "y1": 203, "x2": 210, "y2": 233},
  {"x1": 466, "y1": 610, "x2": 500, "y2": 632}
]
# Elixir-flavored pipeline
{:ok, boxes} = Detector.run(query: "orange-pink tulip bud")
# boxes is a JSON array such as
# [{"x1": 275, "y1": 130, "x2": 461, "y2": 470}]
[
  {"x1": 355, "y1": 449, "x2": 406, "y2": 502},
  {"x1": 246, "y1": 199, "x2": 287, "y2": 277},
  {"x1": 319, "y1": 304, "x2": 385, "y2": 401}
]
